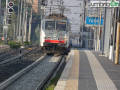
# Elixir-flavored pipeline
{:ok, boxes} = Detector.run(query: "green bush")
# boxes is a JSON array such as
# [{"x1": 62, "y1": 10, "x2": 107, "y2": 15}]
[
  {"x1": 23, "y1": 41, "x2": 32, "y2": 45},
  {"x1": 0, "y1": 40, "x2": 3, "y2": 45},
  {"x1": 23, "y1": 41, "x2": 29, "y2": 45},
  {"x1": 7, "y1": 41, "x2": 21, "y2": 49},
  {"x1": 29, "y1": 42, "x2": 32, "y2": 45}
]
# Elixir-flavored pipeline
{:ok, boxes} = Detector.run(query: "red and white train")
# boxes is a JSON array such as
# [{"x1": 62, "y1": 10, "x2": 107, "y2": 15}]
[{"x1": 40, "y1": 13, "x2": 71, "y2": 54}]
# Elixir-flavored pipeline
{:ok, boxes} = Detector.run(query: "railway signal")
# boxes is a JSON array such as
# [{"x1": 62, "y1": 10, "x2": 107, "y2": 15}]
[
  {"x1": 7, "y1": 14, "x2": 12, "y2": 24},
  {"x1": 8, "y1": 2, "x2": 14, "y2": 13},
  {"x1": 9, "y1": 2, "x2": 14, "y2": 7}
]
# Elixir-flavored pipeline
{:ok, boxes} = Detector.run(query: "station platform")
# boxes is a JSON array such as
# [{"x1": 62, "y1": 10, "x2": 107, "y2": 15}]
[{"x1": 55, "y1": 48, "x2": 120, "y2": 90}]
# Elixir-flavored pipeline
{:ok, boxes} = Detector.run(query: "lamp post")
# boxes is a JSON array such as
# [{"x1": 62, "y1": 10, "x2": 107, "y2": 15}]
[{"x1": 93, "y1": 26, "x2": 95, "y2": 50}]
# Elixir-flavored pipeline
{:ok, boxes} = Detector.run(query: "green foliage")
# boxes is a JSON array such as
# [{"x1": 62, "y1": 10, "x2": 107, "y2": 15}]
[
  {"x1": 45, "y1": 74, "x2": 61, "y2": 90},
  {"x1": 23, "y1": 41, "x2": 29, "y2": 45},
  {"x1": 0, "y1": 33, "x2": 2, "y2": 37},
  {"x1": 2, "y1": 0, "x2": 41, "y2": 43},
  {"x1": 0, "y1": 40, "x2": 3, "y2": 45},
  {"x1": 31, "y1": 24, "x2": 40, "y2": 44},
  {"x1": 11, "y1": 12, "x2": 17, "y2": 24},
  {"x1": 35, "y1": 24, "x2": 40, "y2": 39},
  {"x1": 7, "y1": 41, "x2": 21, "y2": 48},
  {"x1": 0, "y1": 24, "x2": 3, "y2": 33},
  {"x1": 1, "y1": 0, "x2": 6, "y2": 7},
  {"x1": 23, "y1": 41, "x2": 32, "y2": 45},
  {"x1": 29, "y1": 42, "x2": 32, "y2": 45}
]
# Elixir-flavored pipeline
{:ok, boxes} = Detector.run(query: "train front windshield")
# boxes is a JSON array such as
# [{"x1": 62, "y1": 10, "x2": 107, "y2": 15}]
[
  {"x1": 56, "y1": 22, "x2": 66, "y2": 31},
  {"x1": 45, "y1": 21, "x2": 55, "y2": 30}
]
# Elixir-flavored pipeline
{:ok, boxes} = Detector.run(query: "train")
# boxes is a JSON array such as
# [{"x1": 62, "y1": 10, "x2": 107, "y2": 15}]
[{"x1": 40, "y1": 13, "x2": 71, "y2": 54}]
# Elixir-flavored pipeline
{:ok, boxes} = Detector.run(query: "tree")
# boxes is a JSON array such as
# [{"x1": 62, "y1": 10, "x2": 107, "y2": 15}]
[{"x1": 31, "y1": 24, "x2": 40, "y2": 44}]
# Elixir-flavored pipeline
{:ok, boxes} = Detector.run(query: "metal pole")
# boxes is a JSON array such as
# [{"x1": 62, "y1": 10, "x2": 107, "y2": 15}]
[
  {"x1": 81, "y1": 3, "x2": 83, "y2": 47},
  {"x1": 24, "y1": 0, "x2": 28, "y2": 42},
  {"x1": 94, "y1": 27, "x2": 95, "y2": 51},
  {"x1": 14, "y1": 24, "x2": 15, "y2": 40},
  {"x1": 109, "y1": 7, "x2": 115, "y2": 60},
  {"x1": 115, "y1": 21, "x2": 120, "y2": 65},
  {"x1": 84, "y1": 1, "x2": 86, "y2": 24},
  {"x1": 101, "y1": 7, "x2": 106, "y2": 55},
  {"x1": 19, "y1": 0, "x2": 23, "y2": 42},
  {"x1": 98, "y1": 8, "x2": 102, "y2": 51},
  {"x1": 4, "y1": 0, "x2": 8, "y2": 44},
  {"x1": 94, "y1": 16, "x2": 96, "y2": 51},
  {"x1": 16, "y1": 0, "x2": 20, "y2": 39},
  {"x1": 115, "y1": 6, "x2": 120, "y2": 64},
  {"x1": 3, "y1": 7, "x2": 6, "y2": 45},
  {"x1": 0, "y1": 0, "x2": 1, "y2": 34},
  {"x1": 112, "y1": 7, "x2": 117, "y2": 61},
  {"x1": 41, "y1": 8, "x2": 43, "y2": 38},
  {"x1": 97, "y1": 8, "x2": 101, "y2": 51},
  {"x1": 82, "y1": 4, "x2": 83, "y2": 32},
  {"x1": 95, "y1": 15, "x2": 97, "y2": 51},
  {"x1": 5, "y1": 0, "x2": 8, "y2": 43},
  {"x1": 40, "y1": 6, "x2": 43, "y2": 49},
  {"x1": 78, "y1": 37, "x2": 79, "y2": 47}
]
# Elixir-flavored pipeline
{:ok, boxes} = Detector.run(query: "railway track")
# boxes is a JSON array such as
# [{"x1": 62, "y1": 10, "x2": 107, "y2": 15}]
[
  {"x1": 0, "y1": 45, "x2": 36, "y2": 60},
  {"x1": 0, "y1": 48, "x2": 45, "y2": 83},
  {"x1": 0, "y1": 46, "x2": 38, "y2": 65},
  {"x1": 0, "y1": 54, "x2": 63, "y2": 90}
]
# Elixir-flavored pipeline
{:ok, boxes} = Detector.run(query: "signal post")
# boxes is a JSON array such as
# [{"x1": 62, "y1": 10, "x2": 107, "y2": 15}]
[{"x1": 3, "y1": 1, "x2": 14, "y2": 44}]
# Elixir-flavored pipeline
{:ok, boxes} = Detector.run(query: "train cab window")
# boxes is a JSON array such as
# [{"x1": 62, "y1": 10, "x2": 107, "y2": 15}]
[
  {"x1": 45, "y1": 21, "x2": 55, "y2": 30},
  {"x1": 56, "y1": 22, "x2": 66, "y2": 31}
]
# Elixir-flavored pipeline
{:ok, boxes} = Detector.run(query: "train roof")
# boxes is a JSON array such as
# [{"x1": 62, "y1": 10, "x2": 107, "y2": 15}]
[{"x1": 44, "y1": 13, "x2": 67, "y2": 20}]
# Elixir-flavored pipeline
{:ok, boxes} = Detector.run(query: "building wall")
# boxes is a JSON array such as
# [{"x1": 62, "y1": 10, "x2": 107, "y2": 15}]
[{"x1": 29, "y1": 0, "x2": 39, "y2": 12}]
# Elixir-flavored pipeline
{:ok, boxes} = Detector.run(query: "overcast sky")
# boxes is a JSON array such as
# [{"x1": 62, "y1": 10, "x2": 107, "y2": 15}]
[{"x1": 63, "y1": 0, "x2": 82, "y2": 32}]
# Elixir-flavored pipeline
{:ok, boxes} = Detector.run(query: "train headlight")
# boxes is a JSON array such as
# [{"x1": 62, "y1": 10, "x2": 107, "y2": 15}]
[{"x1": 65, "y1": 37, "x2": 67, "y2": 40}]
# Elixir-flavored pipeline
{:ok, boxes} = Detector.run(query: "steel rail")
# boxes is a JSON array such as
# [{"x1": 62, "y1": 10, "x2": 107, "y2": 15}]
[
  {"x1": 35, "y1": 56, "x2": 63, "y2": 90},
  {"x1": 0, "y1": 47, "x2": 38, "y2": 65},
  {"x1": 0, "y1": 53, "x2": 47, "y2": 90}
]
